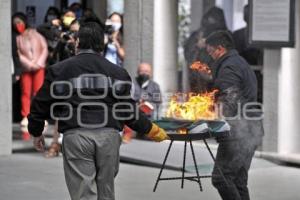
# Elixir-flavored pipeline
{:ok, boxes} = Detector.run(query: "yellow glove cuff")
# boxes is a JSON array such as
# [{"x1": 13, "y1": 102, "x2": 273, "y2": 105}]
[
  {"x1": 147, "y1": 123, "x2": 160, "y2": 138},
  {"x1": 147, "y1": 123, "x2": 169, "y2": 142}
]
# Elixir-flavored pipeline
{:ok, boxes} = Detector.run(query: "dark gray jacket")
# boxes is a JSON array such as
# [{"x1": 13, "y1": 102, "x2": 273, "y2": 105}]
[
  {"x1": 132, "y1": 79, "x2": 162, "y2": 105},
  {"x1": 212, "y1": 49, "x2": 263, "y2": 141},
  {"x1": 132, "y1": 78, "x2": 161, "y2": 118}
]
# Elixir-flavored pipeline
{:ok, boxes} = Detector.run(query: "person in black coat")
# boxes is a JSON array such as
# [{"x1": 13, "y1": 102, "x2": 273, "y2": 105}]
[
  {"x1": 205, "y1": 30, "x2": 264, "y2": 200},
  {"x1": 27, "y1": 22, "x2": 169, "y2": 200}
]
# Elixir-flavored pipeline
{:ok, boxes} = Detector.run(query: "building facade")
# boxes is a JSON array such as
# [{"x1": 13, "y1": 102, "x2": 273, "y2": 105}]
[{"x1": 1, "y1": 0, "x2": 300, "y2": 164}]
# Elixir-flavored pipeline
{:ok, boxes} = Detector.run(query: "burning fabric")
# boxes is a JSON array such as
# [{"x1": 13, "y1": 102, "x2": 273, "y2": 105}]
[
  {"x1": 166, "y1": 90, "x2": 218, "y2": 121},
  {"x1": 189, "y1": 61, "x2": 213, "y2": 94},
  {"x1": 153, "y1": 89, "x2": 230, "y2": 138},
  {"x1": 155, "y1": 60, "x2": 230, "y2": 137},
  {"x1": 190, "y1": 61, "x2": 212, "y2": 75}
]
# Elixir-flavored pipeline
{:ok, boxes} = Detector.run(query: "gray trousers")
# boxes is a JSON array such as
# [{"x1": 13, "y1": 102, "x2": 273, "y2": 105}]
[{"x1": 62, "y1": 128, "x2": 121, "y2": 200}]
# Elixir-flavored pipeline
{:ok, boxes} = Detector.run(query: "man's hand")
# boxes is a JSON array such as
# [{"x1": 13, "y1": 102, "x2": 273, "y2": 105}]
[
  {"x1": 147, "y1": 123, "x2": 169, "y2": 142},
  {"x1": 33, "y1": 135, "x2": 45, "y2": 152}
]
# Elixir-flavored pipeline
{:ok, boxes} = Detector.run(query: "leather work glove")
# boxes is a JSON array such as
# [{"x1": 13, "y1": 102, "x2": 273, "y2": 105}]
[{"x1": 147, "y1": 123, "x2": 170, "y2": 142}]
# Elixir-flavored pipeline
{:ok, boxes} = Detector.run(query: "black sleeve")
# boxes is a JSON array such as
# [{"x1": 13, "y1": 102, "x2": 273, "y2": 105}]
[
  {"x1": 214, "y1": 65, "x2": 242, "y2": 91},
  {"x1": 121, "y1": 98, "x2": 153, "y2": 134},
  {"x1": 214, "y1": 65, "x2": 243, "y2": 117},
  {"x1": 53, "y1": 40, "x2": 68, "y2": 61},
  {"x1": 28, "y1": 67, "x2": 56, "y2": 137},
  {"x1": 37, "y1": 23, "x2": 57, "y2": 41}
]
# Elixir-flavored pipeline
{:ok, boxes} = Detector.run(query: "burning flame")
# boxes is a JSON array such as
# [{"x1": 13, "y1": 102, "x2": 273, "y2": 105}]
[
  {"x1": 177, "y1": 128, "x2": 188, "y2": 134},
  {"x1": 166, "y1": 90, "x2": 218, "y2": 121},
  {"x1": 190, "y1": 61, "x2": 211, "y2": 75}
]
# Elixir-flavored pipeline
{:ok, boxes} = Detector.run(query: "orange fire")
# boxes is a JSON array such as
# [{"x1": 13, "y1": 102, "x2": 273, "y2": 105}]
[
  {"x1": 166, "y1": 90, "x2": 218, "y2": 121},
  {"x1": 190, "y1": 61, "x2": 211, "y2": 75},
  {"x1": 177, "y1": 128, "x2": 188, "y2": 134}
]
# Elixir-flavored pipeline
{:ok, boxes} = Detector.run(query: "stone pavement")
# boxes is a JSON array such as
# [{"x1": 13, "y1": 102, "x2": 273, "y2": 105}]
[{"x1": 1, "y1": 138, "x2": 300, "y2": 200}]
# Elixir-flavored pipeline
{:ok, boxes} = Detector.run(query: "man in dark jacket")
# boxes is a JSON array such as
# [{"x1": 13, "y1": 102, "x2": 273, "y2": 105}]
[
  {"x1": 205, "y1": 31, "x2": 263, "y2": 200},
  {"x1": 28, "y1": 22, "x2": 169, "y2": 200}
]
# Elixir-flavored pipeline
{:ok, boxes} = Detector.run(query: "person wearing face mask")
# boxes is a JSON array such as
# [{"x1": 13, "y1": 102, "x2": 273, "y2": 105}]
[
  {"x1": 104, "y1": 12, "x2": 125, "y2": 66},
  {"x1": 133, "y1": 63, "x2": 162, "y2": 117},
  {"x1": 12, "y1": 12, "x2": 48, "y2": 129},
  {"x1": 62, "y1": 10, "x2": 76, "y2": 31},
  {"x1": 54, "y1": 19, "x2": 80, "y2": 62},
  {"x1": 52, "y1": 11, "x2": 77, "y2": 62},
  {"x1": 205, "y1": 30, "x2": 263, "y2": 200}
]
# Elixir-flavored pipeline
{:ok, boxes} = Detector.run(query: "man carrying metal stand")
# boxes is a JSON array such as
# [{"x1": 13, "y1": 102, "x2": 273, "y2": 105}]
[
  {"x1": 205, "y1": 31, "x2": 264, "y2": 200},
  {"x1": 27, "y1": 22, "x2": 169, "y2": 200}
]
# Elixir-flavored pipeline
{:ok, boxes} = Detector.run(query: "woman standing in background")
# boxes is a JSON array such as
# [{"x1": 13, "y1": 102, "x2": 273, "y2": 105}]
[
  {"x1": 104, "y1": 12, "x2": 125, "y2": 66},
  {"x1": 13, "y1": 12, "x2": 48, "y2": 129}
]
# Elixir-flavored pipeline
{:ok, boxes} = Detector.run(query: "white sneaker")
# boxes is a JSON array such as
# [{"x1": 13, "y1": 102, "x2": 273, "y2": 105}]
[{"x1": 20, "y1": 117, "x2": 28, "y2": 127}]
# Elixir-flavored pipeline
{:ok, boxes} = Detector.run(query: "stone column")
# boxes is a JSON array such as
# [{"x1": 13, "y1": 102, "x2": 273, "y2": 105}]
[
  {"x1": 87, "y1": 0, "x2": 107, "y2": 23},
  {"x1": 0, "y1": 0, "x2": 12, "y2": 155},
  {"x1": 123, "y1": 0, "x2": 154, "y2": 78},
  {"x1": 190, "y1": 0, "x2": 204, "y2": 32},
  {"x1": 153, "y1": 0, "x2": 178, "y2": 95},
  {"x1": 278, "y1": 0, "x2": 300, "y2": 154},
  {"x1": 262, "y1": 49, "x2": 281, "y2": 152}
]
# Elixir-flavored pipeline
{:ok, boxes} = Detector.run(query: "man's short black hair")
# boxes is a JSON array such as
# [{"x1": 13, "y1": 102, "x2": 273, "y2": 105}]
[
  {"x1": 78, "y1": 22, "x2": 104, "y2": 52},
  {"x1": 205, "y1": 30, "x2": 235, "y2": 50}
]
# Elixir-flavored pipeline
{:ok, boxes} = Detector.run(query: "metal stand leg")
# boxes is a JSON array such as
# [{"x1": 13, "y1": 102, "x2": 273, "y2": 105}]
[
  {"x1": 181, "y1": 141, "x2": 187, "y2": 189},
  {"x1": 203, "y1": 139, "x2": 229, "y2": 186},
  {"x1": 189, "y1": 140, "x2": 203, "y2": 191},
  {"x1": 153, "y1": 140, "x2": 174, "y2": 192}
]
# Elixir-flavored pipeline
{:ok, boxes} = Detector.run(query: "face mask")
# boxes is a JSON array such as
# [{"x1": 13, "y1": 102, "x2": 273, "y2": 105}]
[
  {"x1": 63, "y1": 16, "x2": 75, "y2": 27},
  {"x1": 47, "y1": 15, "x2": 57, "y2": 22},
  {"x1": 112, "y1": 22, "x2": 122, "y2": 31},
  {"x1": 16, "y1": 23, "x2": 26, "y2": 34},
  {"x1": 137, "y1": 74, "x2": 150, "y2": 86}
]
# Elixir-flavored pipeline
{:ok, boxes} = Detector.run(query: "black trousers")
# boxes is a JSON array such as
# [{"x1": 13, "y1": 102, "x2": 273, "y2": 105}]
[{"x1": 212, "y1": 138, "x2": 257, "y2": 200}]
